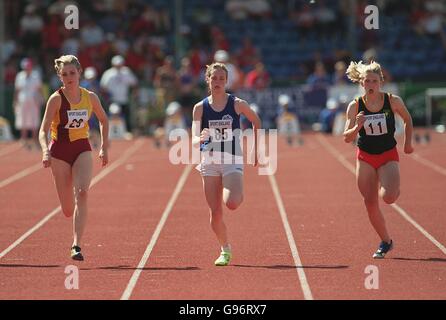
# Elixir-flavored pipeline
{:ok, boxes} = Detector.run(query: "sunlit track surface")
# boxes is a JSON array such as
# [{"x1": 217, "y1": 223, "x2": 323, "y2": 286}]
[{"x1": 0, "y1": 133, "x2": 445, "y2": 300}]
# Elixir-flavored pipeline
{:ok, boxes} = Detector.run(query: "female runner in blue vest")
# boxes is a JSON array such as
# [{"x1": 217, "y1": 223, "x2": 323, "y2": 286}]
[
  {"x1": 192, "y1": 62, "x2": 261, "y2": 266},
  {"x1": 343, "y1": 61, "x2": 414, "y2": 259}
]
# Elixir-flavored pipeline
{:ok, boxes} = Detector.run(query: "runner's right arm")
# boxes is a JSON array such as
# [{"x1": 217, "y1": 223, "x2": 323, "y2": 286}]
[
  {"x1": 39, "y1": 93, "x2": 60, "y2": 167},
  {"x1": 343, "y1": 100, "x2": 364, "y2": 143}
]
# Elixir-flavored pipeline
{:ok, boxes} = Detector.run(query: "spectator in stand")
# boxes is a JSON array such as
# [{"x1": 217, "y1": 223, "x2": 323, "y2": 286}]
[
  {"x1": 4, "y1": 60, "x2": 18, "y2": 86},
  {"x1": 2, "y1": 33, "x2": 17, "y2": 63},
  {"x1": 244, "y1": 62, "x2": 271, "y2": 90},
  {"x1": 211, "y1": 26, "x2": 230, "y2": 52},
  {"x1": 100, "y1": 55, "x2": 138, "y2": 133},
  {"x1": 153, "y1": 56, "x2": 180, "y2": 108},
  {"x1": 290, "y1": 3, "x2": 315, "y2": 38},
  {"x1": 418, "y1": 11, "x2": 444, "y2": 39},
  {"x1": 178, "y1": 57, "x2": 199, "y2": 127},
  {"x1": 332, "y1": 60, "x2": 349, "y2": 85},
  {"x1": 61, "y1": 33, "x2": 81, "y2": 56},
  {"x1": 189, "y1": 47, "x2": 208, "y2": 79},
  {"x1": 47, "y1": 0, "x2": 79, "y2": 18},
  {"x1": 191, "y1": 5, "x2": 214, "y2": 48},
  {"x1": 113, "y1": 30, "x2": 130, "y2": 57},
  {"x1": 42, "y1": 13, "x2": 63, "y2": 55},
  {"x1": 318, "y1": 98, "x2": 340, "y2": 134},
  {"x1": 225, "y1": 0, "x2": 249, "y2": 20},
  {"x1": 314, "y1": 0, "x2": 337, "y2": 37},
  {"x1": 130, "y1": 4, "x2": 157, "y2": 36},
  {"x1": 13, "y1": 58, "x2": 43, "y2": 149},
  {"x1": 80, "y1": 19, "x2": 105, "y2": 48},
  {"x1": 125, "y1": 36, "x2": 147, "y2": 73},
  {"x1": 20, "y1": 4, "x2": 44, "y2": 52},
  {"x1": 245, "y1": 0, "x2": 272, "y2": 20},
  {"x1": 236, "y1": 37, "x2": 259, "y2": 73},
  {"x1": 225, "y1": 0, "x2": 271, "y2": 20},
  {"x1": 306, "y1": 61, "x2": 331, "y2": 89},
  {"x1": 410, "y1": 0, "x2": 428, "y2": 34}
]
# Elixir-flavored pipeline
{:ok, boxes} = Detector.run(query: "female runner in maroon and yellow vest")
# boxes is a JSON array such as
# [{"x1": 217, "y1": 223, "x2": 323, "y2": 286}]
[{"x1": 39, "y1": 55, "x2": 109, "y2": 261}]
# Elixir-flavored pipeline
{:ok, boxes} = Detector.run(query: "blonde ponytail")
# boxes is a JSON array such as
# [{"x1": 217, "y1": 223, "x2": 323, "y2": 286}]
[{"x1": 346, "y1": 60, "x2": 384, "y2": 83}]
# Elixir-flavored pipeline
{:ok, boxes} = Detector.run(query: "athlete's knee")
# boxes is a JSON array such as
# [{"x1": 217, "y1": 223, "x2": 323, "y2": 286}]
[
  {"x1": 381, "y1": 188, "x2": 399, "y2": 204},
  {"x1": 74, "y1": 187, "x2": 89, "y2": 200},
  {"x1": 61, "y1": 204, "x2": 74, "y2": 218},
  {"x1": 225, "y1": 195, "x2": 243, "y2": 210}
]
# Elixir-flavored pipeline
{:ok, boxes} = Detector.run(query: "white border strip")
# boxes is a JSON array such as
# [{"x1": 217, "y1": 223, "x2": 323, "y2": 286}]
[
  {"x1": 0, "y1": 139, "x2": 145, "y2": 259},
  {"x1": 121, "y1": 164, "x2": 193, "y2": 300},
  {"x1": 268, "y1": 174, "x2": 314, "y2": 300},
  {"x1": 316, "y1": 134, "x2": 446, "y2": 256}
]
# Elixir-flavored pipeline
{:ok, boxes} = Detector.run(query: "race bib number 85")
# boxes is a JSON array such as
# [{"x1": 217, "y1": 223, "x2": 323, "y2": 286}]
[
  {"x1": 364, "y1": 113, "x2": 388, "y2": 136},
  {"x1": 65, "y1": 109, "x2": 88, "y2": 129},
  {"x1": 209, "y1": 119, "x2": 233, "y2": 142}
]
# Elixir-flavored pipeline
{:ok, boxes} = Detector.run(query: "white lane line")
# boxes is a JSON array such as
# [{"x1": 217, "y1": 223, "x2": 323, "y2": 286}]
[
  {"x1": 0, "y1": 163, "x2": 42, "y2": 189},
  {"x1": 268, "y1": 173, "x2": 314, "y2": 300},
  {"x1": 390, "y1": 204, "x2": 446, "y2": 255},
  {"x1": 0, "y1": 207, "x2": 61, "y2": 259},
  {"x1": 316, "y1": 134, "x2": 446, "y2": 256},
  {"x1": 121, "y1": 164, "x2": 193, "y2": 300},
  {"x1": 411, "y1": 153, "x2": 446, "y2": 177},
  {"x1": 0, "y1": 139, "x2": 145, "y2": 260},
  {"x1": 0, "y1": 144, "x2": 22, "y2": 157}
]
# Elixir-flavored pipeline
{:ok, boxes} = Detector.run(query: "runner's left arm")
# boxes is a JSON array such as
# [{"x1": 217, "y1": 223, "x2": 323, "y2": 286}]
[
  {"x1": 236, "y1": 99, "x2": 262, "y2": 166},
  {"x1": 390, "y1": 95, "x2": 414, "y2": 154},
  {"x1": 90, "y1": 92, "x2": 109, "y2": 166}
]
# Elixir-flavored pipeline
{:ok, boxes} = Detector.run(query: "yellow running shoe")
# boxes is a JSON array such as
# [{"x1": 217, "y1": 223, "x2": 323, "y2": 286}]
[{"x1": 214, "y1": 251, "x2": 232, "y2": 266}]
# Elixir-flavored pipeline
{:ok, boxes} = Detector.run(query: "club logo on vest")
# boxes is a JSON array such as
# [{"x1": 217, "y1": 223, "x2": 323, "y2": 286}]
[{"x1": 222, "y1": 114, "x2": 233, "y2": 121}]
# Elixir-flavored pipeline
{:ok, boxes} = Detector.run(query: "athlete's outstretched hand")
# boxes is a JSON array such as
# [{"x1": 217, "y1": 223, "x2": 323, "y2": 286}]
[
  {"x1": 42, "y1": 151, "x2": 51, "y2": 168},
  {"x1": 99, "y1": 148, "x2": 108, "y2": 167},
  {"x1": 200, "y1": 128, "x2": 210, "y2": 143}
]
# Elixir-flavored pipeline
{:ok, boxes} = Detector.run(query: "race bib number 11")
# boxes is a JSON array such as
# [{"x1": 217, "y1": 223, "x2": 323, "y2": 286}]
[
  {"x1": 65, "y1": 109, "x2": 88, "y2": 129},
  {"x1": 364, "y1": 113, "x2": 388, "y2": 136}
]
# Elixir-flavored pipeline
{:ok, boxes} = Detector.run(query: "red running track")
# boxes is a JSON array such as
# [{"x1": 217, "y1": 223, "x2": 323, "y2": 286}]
[{"x1": 0, "y1": 132, "x2": 445, "y2": 300}]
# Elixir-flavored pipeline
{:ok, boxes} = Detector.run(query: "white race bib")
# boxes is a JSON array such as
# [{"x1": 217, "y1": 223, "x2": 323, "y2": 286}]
[
  {"x1": 65, "y1": 109, "x2": 89, "y2": 129},
  {"x1": 208, "y1": 119, "x2": 233, "y2": 142},
  {"x1": 364, "y1": 113, "x2": 388, "y2": 136}
]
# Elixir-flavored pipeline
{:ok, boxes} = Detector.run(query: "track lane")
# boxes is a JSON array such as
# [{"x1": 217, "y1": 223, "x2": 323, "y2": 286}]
[
  {"x1": 0, "y1": 140, "x2": 133, "y2": 253},
  {"x1": 1, "y1": 133, "x2": 444, "y2": 299},
  {"x1": 128, "y1": 163, "x2": 305, "y2": 300},
  {"x1": 273, "y1": 133, "x2": 446, "y2": 299},
  {"x1": 0, "y1": 139, "x2": 189, "y2": 299},
  {"x1": 320, "y1": 134, "x2": 446, "y2": 250}
]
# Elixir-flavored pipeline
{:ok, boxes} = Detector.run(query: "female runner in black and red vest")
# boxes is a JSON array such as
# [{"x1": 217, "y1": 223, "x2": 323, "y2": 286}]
[{"x1": 343, "y1": 60, "x2": 414, "y2": 259}]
